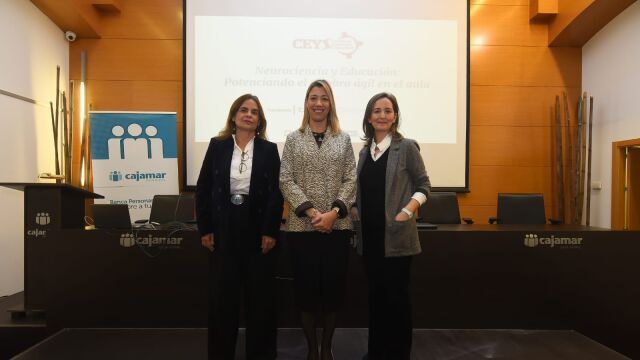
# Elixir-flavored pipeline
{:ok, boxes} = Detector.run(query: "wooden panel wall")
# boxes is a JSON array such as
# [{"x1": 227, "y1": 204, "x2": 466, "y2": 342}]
[
  {"x1": 68, "y1": 0, "x2": 183, "y2": 187},
  {"x1": 465, "y1": 0, "x2": 581, "y2": 223},
  {"x1": 66, "y1": 0, "x2": 583, "y2": 222}
]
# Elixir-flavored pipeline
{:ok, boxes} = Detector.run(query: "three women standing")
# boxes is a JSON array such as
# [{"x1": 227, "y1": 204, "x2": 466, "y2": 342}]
[
  {"x1": 280, "y1": 80, "x2": 357, "y2": 360},
  {"x1": 353, "y1": 92, "x2": 431, "y2": 360},
  {"x1": 197, "y1": 88, "x2": 429, "y2": 360},
  {"x1": 196, "y1": 94, "x2": 283, "y2": 360}
]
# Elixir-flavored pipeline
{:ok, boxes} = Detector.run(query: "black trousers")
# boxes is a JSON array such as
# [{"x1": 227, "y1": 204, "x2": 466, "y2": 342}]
[
  {"x1": 364, "y1": 254, "x2": 413, "y2": 360},
  {"x1": 208, "y1": 201, "x2": 277, "y2": 360}
]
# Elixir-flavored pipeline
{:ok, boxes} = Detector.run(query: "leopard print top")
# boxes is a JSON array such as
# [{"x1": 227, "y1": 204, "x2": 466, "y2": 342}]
[{"x1": 279, "y1": 126, "x2": 357, "y2": 232}]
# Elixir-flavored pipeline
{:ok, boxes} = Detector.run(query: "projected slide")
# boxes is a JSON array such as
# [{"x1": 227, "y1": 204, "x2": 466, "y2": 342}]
[
  {"x1": 194, "y1": 16, "x2": 457, "y2": 144},
  {"x1": 186, "y1": 1, "x2": 469, "y2": 189}
]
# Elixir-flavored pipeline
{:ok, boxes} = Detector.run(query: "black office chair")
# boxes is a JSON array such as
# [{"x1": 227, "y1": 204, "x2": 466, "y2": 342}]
[
  {"x1": 489, "y1": 193, "x2": 561, "y2": 224},
  {"x1": 148, "y1": 194, "x2": 196, "y2": 224},
  {"x1": 419, "y1": 192, "x2": 473, "y2": 224}
]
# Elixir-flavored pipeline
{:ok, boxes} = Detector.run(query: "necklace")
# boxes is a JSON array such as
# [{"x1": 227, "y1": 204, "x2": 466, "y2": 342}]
[{"x1": 311, "y1": 131, "x2": 325, "y2": 147}]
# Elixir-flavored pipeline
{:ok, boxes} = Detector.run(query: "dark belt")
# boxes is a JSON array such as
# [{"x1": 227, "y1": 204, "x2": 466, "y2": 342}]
[{"x1": 230, "y1": 194, "x2": 249, "y2": 205}]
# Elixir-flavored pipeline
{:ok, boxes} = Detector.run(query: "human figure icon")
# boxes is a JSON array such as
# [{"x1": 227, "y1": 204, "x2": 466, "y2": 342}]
[
  {"x1": 122, "y1": 123, "x2": 149, "y2": 160},
  {"x1": 145, "y1": 125, "x2": 164, "y2": 159},
  {"x1": 36, "y1": 212, "x2": 50, "y2": 226},
  {"x1": 109, "y1": 170, "x2": 122, "y2": 182},
  {"x1": 120, "y1": 233, "x2": 136, "y2": 247},
  {"x1": 108, "y1": 125, "x2": 125, "y2": 159}
]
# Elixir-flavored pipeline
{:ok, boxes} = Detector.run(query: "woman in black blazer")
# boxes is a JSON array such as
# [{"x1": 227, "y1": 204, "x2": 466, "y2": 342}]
[{"x1": 196, "y1": 94, "x2": 283, "y2": 360}]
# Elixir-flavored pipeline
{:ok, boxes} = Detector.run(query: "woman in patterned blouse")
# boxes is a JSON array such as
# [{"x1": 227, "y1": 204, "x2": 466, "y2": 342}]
[{"x1": 280, "y1": 80, "x2": 357, "y2": 360}]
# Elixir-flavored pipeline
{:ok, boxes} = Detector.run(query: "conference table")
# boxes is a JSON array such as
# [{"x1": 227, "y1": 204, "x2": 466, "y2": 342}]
[{"x1": 39, "y1": 224, "x2": 639, "y2": 358}]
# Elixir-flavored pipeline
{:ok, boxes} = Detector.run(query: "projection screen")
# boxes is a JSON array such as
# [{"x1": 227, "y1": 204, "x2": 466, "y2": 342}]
[{"x1": 185, "y1": 0, "x2": 469, "y2": 190}]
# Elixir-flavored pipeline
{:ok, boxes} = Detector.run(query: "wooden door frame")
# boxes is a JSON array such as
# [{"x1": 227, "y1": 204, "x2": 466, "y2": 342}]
[{"x1": 611, "y1": 138, "x2": 640, "y2": 229}]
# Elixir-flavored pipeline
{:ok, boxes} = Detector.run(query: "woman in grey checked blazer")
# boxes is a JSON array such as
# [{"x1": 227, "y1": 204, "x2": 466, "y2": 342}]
[
  {"x1": 280, "y1": 80, "x2": 356, "y2": 360},
  {"x1": 352, "y1": 92, "x2": 431, "y2": 360}
]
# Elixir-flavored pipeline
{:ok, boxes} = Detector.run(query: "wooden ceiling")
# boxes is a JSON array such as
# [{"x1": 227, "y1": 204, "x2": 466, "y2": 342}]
[
  {"x1": 32, "y1": 0, "x2": 636, "y2": 46},
  {"x1": 548, "y1": 0, "x2": 637, "y2": 46},
  {"x1": 527, "y1": 0, "x2": 637, "y2": 46},
  {"x1": 30, "y1": 0, "x2": 122, "y2": 38}
]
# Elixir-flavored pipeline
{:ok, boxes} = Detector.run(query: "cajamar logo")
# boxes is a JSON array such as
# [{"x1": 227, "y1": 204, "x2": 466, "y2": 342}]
[
  {"x1": 109, "y1": 170, "x2": 167, "y2": 182},
  {"x1": 119, "y1": 233, "x2": 183, "y2": 249},
  {"x1": 524, "y1": 234, "x2": 583, "y2": 249},
  {"x1": 27, "y1": 212, "x2": 50, "y2": 237},
  {"x1": 109, "y1": 171, "x2": 123, "y2": 182},
  {"x1": 524, "y1": 234, "x2": 539, "y2": 247},
  {"x1": 120, "y1": 233, "x2": 136, "y2": 248},
  {"x1": 35, "y1": 212, "x2": 51, "y2": 226}
]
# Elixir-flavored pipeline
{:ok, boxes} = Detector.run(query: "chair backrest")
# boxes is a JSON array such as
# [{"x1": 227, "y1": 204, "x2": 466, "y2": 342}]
[
  {"x1": 420, "y1": 192, "x2": 462, "y2": 224},
  {"x1": 496, "y1": 193, "x2": 546, "y2": 224},
  {"x1": 149, "y1": 194, "x2": 195, "y2": 224}
]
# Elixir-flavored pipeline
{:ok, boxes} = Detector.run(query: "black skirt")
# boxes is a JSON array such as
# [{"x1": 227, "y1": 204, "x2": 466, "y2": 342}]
[{"x1": 287, "y1": 230, "x2": 351, "y2": 312}]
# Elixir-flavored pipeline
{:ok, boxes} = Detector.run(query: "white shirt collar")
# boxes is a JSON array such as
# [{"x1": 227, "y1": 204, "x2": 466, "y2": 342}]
[
  {"x1": 370, "y1": 134, "x2": 392, "y2": 161},
  {"x1": 232, "y1": 135, "x2": 255, "y2": 154}
]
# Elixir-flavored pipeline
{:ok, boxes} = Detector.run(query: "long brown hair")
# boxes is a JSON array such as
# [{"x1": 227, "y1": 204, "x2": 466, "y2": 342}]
[
  {"x1": 298, "y1": 79, "x2": 341, "y2": 135},
  {"x1": 362, "y1": 92, "x2": 403, "y2": 146},
  {"x1": 216, "y1": 94, "x2": 267, "y2": 140}
]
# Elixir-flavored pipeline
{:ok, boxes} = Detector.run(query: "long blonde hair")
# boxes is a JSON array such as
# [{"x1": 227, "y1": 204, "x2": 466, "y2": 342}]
[
  {"x1": 216, "y1": 94, "x2": 267, "y2": 140},
  {"x1": 298, "y1": 79, "x2": 341, "y2": 135}
]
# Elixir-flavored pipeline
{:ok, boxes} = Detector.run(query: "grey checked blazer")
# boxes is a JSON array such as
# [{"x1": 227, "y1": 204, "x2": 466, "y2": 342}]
[
  {"x1": 355, "y1": 137, "x2": 431, "y2": 257},
  {"x1": 279, "y1": 126, "x2": 357, "y2": 232}
]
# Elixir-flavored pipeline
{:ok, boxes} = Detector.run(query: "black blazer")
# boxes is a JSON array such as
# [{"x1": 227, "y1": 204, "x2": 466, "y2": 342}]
[{"x1": 196, "y1": 137, "x2": 283, "y2": 250}]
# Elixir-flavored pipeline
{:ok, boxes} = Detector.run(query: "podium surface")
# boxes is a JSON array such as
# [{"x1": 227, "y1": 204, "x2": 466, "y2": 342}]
[{"x1": 0, "y1": 183, "x2": 103, "y2": 310}]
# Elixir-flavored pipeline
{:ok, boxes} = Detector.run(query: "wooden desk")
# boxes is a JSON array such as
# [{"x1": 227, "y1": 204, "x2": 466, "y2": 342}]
[{"x1": 41, "y1": 225, "x2": 639, "y2": 358}]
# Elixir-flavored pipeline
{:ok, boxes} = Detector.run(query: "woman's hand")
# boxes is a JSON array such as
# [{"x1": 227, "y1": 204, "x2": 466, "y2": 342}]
[
  {"x1": 261, "y1": 235, "x2": 276, "y2": 254},
  {"x1": 201, "y1": 233, "x2": 215, "y2": 252},
  {"x1": 394, "y1": 211, "x2": 410, "y2": 222},
  {"x1": 395, "y1": 199, "x2": 419, "y2": 222},
  {"x1": 311, "y1": 211, "x2": 338, "y2": 233},
  {"x1": 350, "y1": 207, "x2": 360, "y2": 221}
]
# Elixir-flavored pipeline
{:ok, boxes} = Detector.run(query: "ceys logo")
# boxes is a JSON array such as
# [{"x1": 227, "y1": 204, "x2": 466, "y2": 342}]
[{"x1": 293, "y1": 32, "x2": 363, "y2": 59}]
